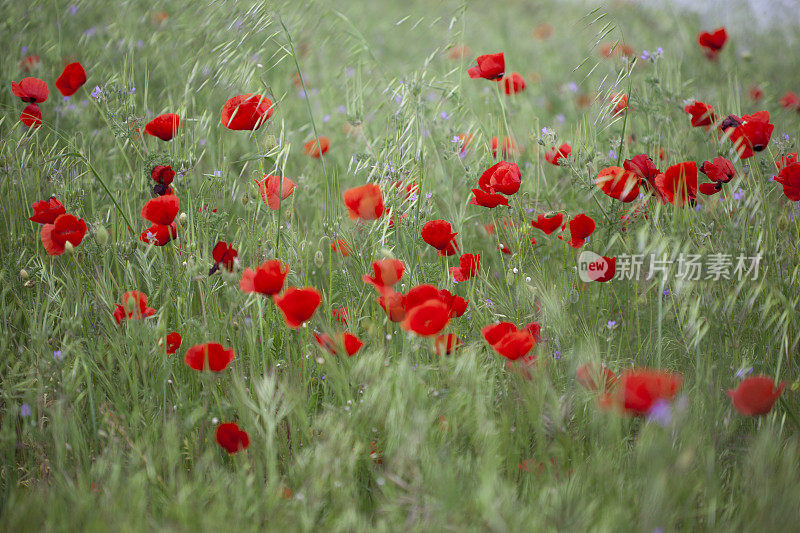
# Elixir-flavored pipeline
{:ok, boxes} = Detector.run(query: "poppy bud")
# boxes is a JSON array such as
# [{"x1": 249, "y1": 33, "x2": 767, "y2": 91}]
[
  {"x1": 95, "y1": 225, "x2": 109, "y2": 246},
  {"x1": 179, "y1": 212, "x2": 188, "y2": 224},
  {"x1": 778, "y1": 214, "x2": 789, "y2": 231},
  {"x1": 64, "y1": 241, "x2": 74, "y2": 254},
  {"x1": 314, "y1": 250, "x2": 324, "y2": 267},
  {"x1": 20, "y1": 269, "x2": 29, "y2": 280}
]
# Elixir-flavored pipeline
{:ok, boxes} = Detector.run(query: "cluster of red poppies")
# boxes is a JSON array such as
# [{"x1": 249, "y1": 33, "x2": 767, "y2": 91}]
[
  {"x1": 11, "y1": 62, "x2": 86, "y2": 129},
  {"x1": 29, "y1": 197, "x2": 88, "y2": 256}
]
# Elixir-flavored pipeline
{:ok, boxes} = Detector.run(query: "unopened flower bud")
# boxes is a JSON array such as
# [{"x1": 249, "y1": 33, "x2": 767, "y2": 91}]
[
  {"x1": 179, "y1": 212, "x2": 188, "y2": 224},
  {"x1": 20, "y1": 269, "x2": 29, "y2": 280},
  {"x1": 64, "y1": 241, "x2": 74, "y2": 254},
  {"x1": 95, "y1": 225, "x2": 109, "y2": 246},
  {"x1": 314, "y1": 250, "x2": 324, "y2": 267}
]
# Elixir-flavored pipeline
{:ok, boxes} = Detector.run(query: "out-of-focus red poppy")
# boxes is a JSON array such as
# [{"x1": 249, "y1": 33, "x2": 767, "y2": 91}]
[
  {"x1": 363, "y1": 258, "x2": 405, "y2": 289},
  {"x1": 728, "y1": 375, "x2": 785, "y2": 416},
  {"x1": 545, "y1": 143, "x2": 571, "y2": 166},
  {"x1": 481, "y1": 322, "x2": 537, "y2": 360},
  {"x1": 596, "y1": 166, "x2": 641, "y2": 202},
  {"x1": 779, "y1": 91, "x2": 800, "y2": 112},
  {"x1": 274, "y1": 287, "x2": 321, "y2": 328},
  {"x1": 656, "y1": 161, "x2": 698, "y2": 206},
  {"x1": 221, "y1": 94, "x2": 273, "y2": 130},
  {"x1": 724, "y1": 111, "x2": 774, "y2": 159},
  {"x1": 141, "y1": 195, "x2": 179, "y2": 226},
  {"x1": 140, "y1": 222, "x2": 177, "y2": 246},
  {"x1": 610, "y1": 93, "x2": 627, "y2": 117},
  {"x1": 447, "y1": 44, "x2": 471, "y2": 60},
  {"x1": 304, "y1": 137, "x2": 330, "y2": 158},
  {"x1": 343, "y1": 184, "x2": 384, "y2": 221},
  {"x1": 255, "y1": 175, "x2": 296, "y2": 210},
  {"x1": 239, "y1": 260, "x2": 289, "y2": 296},
  {"x1": 20, "y1": 104, "x2": 42, "y2": 128},
  {"x1": 600, "y1": 42, "x2": 634, "y2": 58},
  {"x1": 55, "y1": 62, "x2": 87, "y2": 96},
  {"x1": 20, "y1": 55, "x2": 40, "y2": 72},
  {"x1": 163, "y1": 332, "x2": 182, "y2": 355},
  {"x1": 440, "y1": 289, "x2": 468, "y2": 318},
  {"x1": 775, "y1": 153, "x2": 798, "y2": 172},
  {"x1": 492, "y1": 136, "x2": 519, "y2": 158},
  {"x1": 533, "y1": 22, "x2": 554, "y2": 40},
  {"x1": 614, "y1": 369, "x2": 683, "y2": 415},
  {"x1": 467, "y1": 53, "x2": 504, "y2": 80},
  {"x1": 502, "y1": 72, "x2": 526, "y2": 95},
  {"x1": 215, "y1": 423, "x2": 249, "y2": 453},
  {"x1": 145, "y1": 113, "x2": 182, "y2": 141},
  {"x1": 211, "y1": 241, "x2": 238, "y2": 273},
  {"x1": 749, "y1": 86, "x2": 763, "y2": 102},
  {"x1": 314, "y1": 332, "x2": 364, "y2": 356},
  {"x1": 332, "y1": 307, "x2": 350, "y2": 324},
  {"x1": 11, "y1": 77, "x2": 48, "y2": 103},
  {"x1": 567, "y1": 214, "x2": 595, "y2": 248},
  {"x1": 41, "y1": 213, "x2": 87, "y2": 255},
  {"x1": 577, "y1": 363, "x2": 617, "y2": 391},
  {"x1": 449, "y1": 253, "x2": 480, "y2": 282},
  {"x1": 402, "y1": 299, "x2": 451, "y2": 337},
  {"x1": 184, "y1": 342, "x2": 235, "y2": 372},
  {"x1": 697, "y1": 27, "x2": 728, "y2": 60},
  {"x1": 684, "y1": 101, "x2": 717, "y2": 130},
  {"x1": 478, "y1": 161, "x2": 521, "y2": 195},
  {"x1": 531, "y1": 213, "x2": 564, "y2": 235},
  {"x1": 434, "y1": 334, "x2": 463, "y2": 356},
  {"x1": 330, "y1": 238, "x2": 352, "y2": 257},
  {"x1": 377, "y1": 288, "x2": 405, "y2": 322},
  {"x1": 30, "y1": 197, "x2": 65, "y2": 224},
  {"x1": 775, "y1": 162, "x2": 800, "y2": 201},
  {"x1": 421, "y1": 219, "x2": 458, "y2": 251},
  {"x1": 113, "y1": 290, "x2": 156, "y2": 324}
]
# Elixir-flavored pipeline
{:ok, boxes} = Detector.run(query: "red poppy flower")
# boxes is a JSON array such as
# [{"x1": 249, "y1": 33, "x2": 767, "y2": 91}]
[
  {"x1": 700, "y1": 157, "x2": 735, "y2": 183},
  {"x1": 596, "y1": 166, "x2": 641, "y2": 203},
  {"x1": 623, "y1": 154, "x2": 665, "y2": 202},
  {"x1": 457, "y1": 133, "x2": 474, "y2": 154},
  {"x1": 151, "y1": 165, "x2": 176, "y2": 187},
  {"x1": 140, "y1": 222, "x2": 178, "y2": 246},
  {"x1": 55, "y1": 62, "x2": 87, "y2": 96},
  {"x1": 449, "y1": 253, "x2": 480, "y2": 282},
  {"x1": 568, "y1": 214, "x2": 595, "y2": 248},
  {"x1": 492, "y1": 136, "x2": 518, "y2": 158},
  {"x1": 697, "y1": 27, "x2": 728, "y2": 59},
  {"x1": 141, "y1": 195, "x2": 179, "y2": 225},
  {"x1": 274, "y1": 287, "x2": 321, "y2": 329},
  {"x1": 655, "y1": 161, "x2": 698, "y2": 206},
  {"x1": 614, "y1": 369, "x2": 683, "y2": 415},
  {"x1": 314, "y1": 332, "x2": 363, "y2": 356},
  {"x1": 470, "y1": 188, "x2": 510, "y2": 208},
  {"x1": 545, "y1": 143, "x2": 571, "y2": 166},
  {"x1": 30, "y1": 197, "x2": 65, "y2": 224},
  {"x1": 502, "y1": 72, "x2": 526, "y2": 95},
  {"x1": 440, "y1": 290, "x2": 468, "y2": 318},
  {"x1": 330, "y1": 239, "x2": 352, "y2": 257},
  {"x1": 41, "y1": 213, "x2": 87, "y2": 255},
  {"x1": 211, "y1": 241, "x2": 238, "y2": 273},
  {"x1": 304, "y1": 137, "x2": 330, "y2": 158},
  {"x1": 531, "y1": 213, "x2": 564, "y2": 235},
  {"x1": 164, "y1": 332, "x2": 182, "y2": 355},
  {"x1": 421, "y1": 220, "x2": 457, "y2": 251},
  {"x1": 184, "y1": 342, "x2": 235, "y2": 372},
  {"x1": 434, "y1": 334, "x2": 463, "y2": 356},
  {"x1": 576, "y1": 363, "x2": 617, "y2": 391},
  {"x1": 255, "y1": 175, "x2": 296, "y2": 210},
  {"x1": 479, "y1": 161, "x2": 521, "y2": 195},
  {"x1": 698, "y1": 182, "x2": 722, "y2": 196},
  {"x1": 363, "y1": 258, "x2": 405, "y2": 288},
  {"x1": 749, "y1": 85, "x2": 764, "y2": 102},
  {"x1": 144, "y1": 113, "x2": 182, "y2": 141},
  {"x1": 610, "y1": 93, "x2": 627, "y2": 117},
  {"x1": 402, "y1": 299, "x2": 451, "y2": 337},
  {"x1": 221, "y1": 94, "x2": 273, "y2": 130},
  {"x1": 332, "y1": 307, "x2": 350, "y2": 324},
  {"x1": 215, "y1": 423, "x2": 250, "y2": 454},
  {"x1": 775, "y1": 162, "x2": 800, "y2": 201},
  {"x1": 524, "y1": 322, "x2": 541, "y2": 341},
  {"x1": 481, "y1": 322, "x2": 536, "y2": 361},
  {"x1": 113, "y1": 290, "x2": 157, "y2": 324},
  {"x1": 589, "y1": 256, "x2": 616, "y2": 282},
  {"x1": 11, "y1": 77, "x2": 48, "y2": 103},
  {"x1": 779, "y1": 91, "x2": 800, "y2": 112},
  {"x1": 684, "y1": 101, "x2": 717, "y2": 130},
  {"x1": 728, "y1": 375, "x2": 785, "y2": 416},
  {"x1": 239, "y1": 260, "x2": 289, "y2": 296},
  {"x1": 775, "y1": 153, "x2": 798, "y2": 172},
  {"x1": 20, "y1": 55, "x2": 41, "y2": 72},
  {"x1": 728, "y1": 111, "x2": 774, "y2": 159},
  {"x1": 343, "y1": 184, "x2": 385, "y2": 221},
  {"x1": 377, "y1": 288, "x2": 405, "y2": 322},
  {"x1": 20, "y1": 104, "x2": 42, "y2": 128},
  {"x1": 467, "y1": 53, "x2": 505, "y2": 80}
]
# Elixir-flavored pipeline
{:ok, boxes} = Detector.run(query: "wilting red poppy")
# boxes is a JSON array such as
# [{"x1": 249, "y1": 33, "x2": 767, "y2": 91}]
[
  {"x1": 274, "y1": 287, "x2": 321, "y2": 328},
  {"x1": 141, "y1": 195, "x2": 179, "y2": 225},
  {"x1": 775, "y1": 162, "x2": 800, "y2": 201},
  {"x1": 215, "y1": 422, "x2": 250, "y2": 453},
  {"x1": 568, "y1": 214, "x2": 595, "y2": 248},
  {"x1": 255, "y1": 175, "x2": 296, "y2": 210},
  {"x1": 577, "y1": 363, "x2": 617, "y2": 391},
  {"x1": 211, "y1": 241, "x2": 238, "y2": 273},
  {"x1": 221, "y1": 94, "x2": 273, "y2": 130},
  {"x1": 239, "y1": 260, "x2": 289, "y2": 296},
  {"x1": 11, "y1": 77, "x2": 48, "y2": 103},
  {"x1": 502, "y1": 72, "x2": 526, "y2": 95},
  {"x1": 314, "y1": 332, "x2": 363, "y2": 356},
  {"x1": 697, "y1": 27, "x2": 728, "y2": 59},
  {"x1": 596, "y1": 166, "x2": 640, "y2": 202},
  {"x1": 55, "y1": 62, "x2": 87, "y2": 96},
  {"x1": 726, "y1": 111, "x2": 774, "y2": 159},
  {"x1": 492, "y1": 136, "x2": 518, "y2": 158},
  {"x1": 434, "y1": 334, "x2": 463, "y2": 356},
  {"x1": 421, "y1": 220, "x2": 457, "y2": 252},
  {"x1": 140, "y1": 222, "x2": 177, "y2": 246},
  {"x1": 467, "y1": 53, "x2": 504, "y2": 80},
  {"x1": 363, "y1": 258, "x2": 405, "y2": 288},
  {"x1": 481, "y1": 322, "x2": 536, "y2": 361},
  {"x1": 449, "y1": 253, "x2": 480, "y2": 282},
  {"x1": 656, "y1": 161, "x2": 698, "y2": 206},
  {"x1": 113, "y1": 290, "x2": 157, "y2": 324},
  {"x1": 184, "y1": 342, "x2": 235, "y2": 372},
  {"x1": 614, "y1": 369, "x2": 683, "y2": 415},
  {"x1": 779, "y1": 91, "x2": 800, "y2": 112},
  {"x1": 545, "y1": 143, "x2": 571, "y2": 166},
  {"x1": 531, "y1": 213, "x2": 564, "y2": 235},
  {"x1": 164, "y1": 332, "x2": 182, "y2": 355},
  {"x1": 402, "y1": 299, "x2": 451, "y2": 337},
  {"x1": 30, "y1": 197, "x2": 65, "y2": 224},
  {"x1": 144, "y1": 113, "x2": 182, "y2": 141},
  {"x1": 610, "y1": 93, "x2": 627, "y2": 117},
  {"x1": 470, "y1": 188, "x2": 509, "y2": 208},
  {"x1": 41, "y1": 213, "x2": 87, "y2": 255},
  {"x1": 304, "y1": 137, "x2": 330, "y2": 158},
  {"x1": 151, "y1": 165, "x2": 175, "y2": 187},
  {"x1": 479, "y1": 161, "x2": 521, "y2": 195},
  {"x1": 684, "y1": 101, "x2": 717, "y2": 130},
  {"x1": 343, "y1": 184, "x2": 384, "y2": 221},
  {"x1": 20, "y1": 104, "x2": 42, "y2": 128},
  {"x1": 728, "y1": 375, "x2": 785, "y2": 416}
]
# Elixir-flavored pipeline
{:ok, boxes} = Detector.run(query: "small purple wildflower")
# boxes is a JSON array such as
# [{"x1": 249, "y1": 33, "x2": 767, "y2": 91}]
[
  {"x1": 425, "y1": 192, "x2": 433, "y2": 199},
  {"x1": 607, "y1": 320, "x2": 616, "y2": 329},
  {"x1": 90, "y1": 86, "x2": 102, "y2": 99},
  {"x1": 21, "y1": 403, "x2": 32, "y2": 417},
  {"x1": 647, "y1": 399, "x2": 672, "y2": 427},
  {"x1": 54, "y1": 350, "x2": 63, "y2": 361}
]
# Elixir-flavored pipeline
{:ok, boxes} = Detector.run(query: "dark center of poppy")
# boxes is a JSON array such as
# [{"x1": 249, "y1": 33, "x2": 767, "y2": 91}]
[{"x1": 153, "y1": 183, "x2": 168, "y2": 196}]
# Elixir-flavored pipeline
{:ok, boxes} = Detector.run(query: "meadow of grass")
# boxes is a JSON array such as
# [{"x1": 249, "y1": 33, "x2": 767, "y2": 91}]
[{"x1": 2, "y1": 0, "x2": 800, "y2": 530}]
